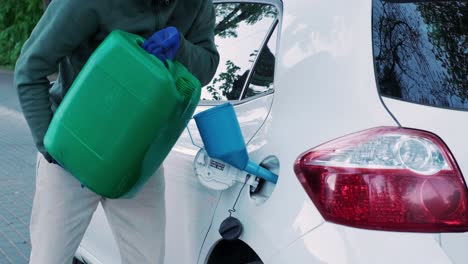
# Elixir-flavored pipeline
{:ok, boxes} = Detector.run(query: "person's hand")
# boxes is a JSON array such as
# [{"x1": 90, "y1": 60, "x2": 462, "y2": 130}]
[{"x1": 142, "y1": 27, "x2": 180, "y2": 64}]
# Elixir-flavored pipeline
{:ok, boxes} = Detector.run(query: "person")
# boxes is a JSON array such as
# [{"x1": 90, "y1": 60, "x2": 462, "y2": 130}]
[{"x1": 14, "y1": 0, "x2": 219, "y2": 263}]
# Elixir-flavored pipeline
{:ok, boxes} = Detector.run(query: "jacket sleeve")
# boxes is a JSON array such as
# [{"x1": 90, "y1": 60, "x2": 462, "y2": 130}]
[
  {"x1": 14, "y1": 1, "x2": 100, "y2": 159},
  {"x1": 174, "y1": 0, "x2": 220, "y2": 86}
]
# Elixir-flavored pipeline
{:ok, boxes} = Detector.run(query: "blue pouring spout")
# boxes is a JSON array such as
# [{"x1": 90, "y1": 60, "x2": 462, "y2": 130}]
[
  {"x1": 194, "y1": 103, "x2": 278, "y2": 184},
  {"x1": 245, "y1": 160, "x2": 278, "y2": 184}
]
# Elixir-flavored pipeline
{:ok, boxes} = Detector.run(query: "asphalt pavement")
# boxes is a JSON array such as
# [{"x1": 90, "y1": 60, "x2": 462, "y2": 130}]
[{"x1": 0, "y1": 70, "x2": 37, "y2": 264}]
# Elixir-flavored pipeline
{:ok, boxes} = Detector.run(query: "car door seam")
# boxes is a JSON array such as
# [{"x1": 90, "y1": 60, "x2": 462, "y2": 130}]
[{"x1": 197, "y1": 191, "x2": 224, "y2": 264}]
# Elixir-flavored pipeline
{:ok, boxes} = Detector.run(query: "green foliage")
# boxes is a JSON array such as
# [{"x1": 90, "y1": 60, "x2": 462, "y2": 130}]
[
  {"x1": 373, "y1": 0, "x2": 467, "y2": 106},
  {"x1": 418, "y1": 2, "x2": 467, "y2": 99},
  {"x1": 0, "y1": 0, "x2": 43, "y2": 67},
  {"x1": 205, "y1": 60, "x2": 240, "y2": 100}
]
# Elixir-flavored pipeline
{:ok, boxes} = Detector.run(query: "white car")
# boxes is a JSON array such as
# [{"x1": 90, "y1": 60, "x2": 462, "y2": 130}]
[{"x1": 74, "y1": 0, "x2": 468, "y2": 263}]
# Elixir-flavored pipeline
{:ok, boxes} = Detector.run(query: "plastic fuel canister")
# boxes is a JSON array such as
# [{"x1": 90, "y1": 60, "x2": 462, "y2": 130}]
[{"x1": 44, "y1": 30, "x2": 201, "y2": 198}]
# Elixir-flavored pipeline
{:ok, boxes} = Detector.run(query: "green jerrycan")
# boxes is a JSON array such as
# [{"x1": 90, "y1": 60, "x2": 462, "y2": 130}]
[
  {"x1": 44, "y1": 30, "x2": 201, "y2": 198},
  {"x1": 123, "y1": 62, "x2": 202, "y2": 198},
  {"x1": 117, "y1": 60, "x2": 201, "y2": 198}
]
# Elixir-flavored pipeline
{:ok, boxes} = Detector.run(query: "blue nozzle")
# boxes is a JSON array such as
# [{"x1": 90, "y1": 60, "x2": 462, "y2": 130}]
[{"x1": 245, "y1": 160, "x2": 278, "y2": 184}]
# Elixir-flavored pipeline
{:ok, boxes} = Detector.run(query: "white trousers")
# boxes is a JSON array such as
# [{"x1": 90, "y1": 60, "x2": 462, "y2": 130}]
[{"x1": 29, "y1": 154, "x2": 166, "y2": 264}]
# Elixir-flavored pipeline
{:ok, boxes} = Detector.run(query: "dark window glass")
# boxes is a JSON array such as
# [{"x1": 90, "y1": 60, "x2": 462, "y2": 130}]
[
  {"x1": 373, "y1": 0, "x2": 467, "y2": 110},
  {"x1": 203, "y1": 3, "x2": 278, "y2": 101},
  {"x1": 241, "y1": 23, "x2": 277, "y2": 100}
]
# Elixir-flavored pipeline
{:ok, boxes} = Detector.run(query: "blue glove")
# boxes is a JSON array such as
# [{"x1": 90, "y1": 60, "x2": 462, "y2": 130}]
[{"x1": 142, "y1": 27, "x2": 180, "y2": 64}]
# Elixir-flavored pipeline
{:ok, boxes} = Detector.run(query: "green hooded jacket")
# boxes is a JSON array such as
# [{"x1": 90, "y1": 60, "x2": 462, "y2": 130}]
[{"x1": 14, "y1": 0, "x2": 219, "y2": 161}]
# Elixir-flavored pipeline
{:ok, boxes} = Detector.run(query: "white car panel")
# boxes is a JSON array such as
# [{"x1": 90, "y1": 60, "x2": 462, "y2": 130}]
[
  {"x1": 163, "y1": 149, "x2": 221, "y2": 263},
  {"x1": 382, "y1": 97, "x2": 468, "y2": 264},
  {"x1": 200, "y1": 0, "x2": 397, "y2": 260},
  {"x1": 76, "y1": 246, "x2": 104, "y2": 264},
  {"x1": 266, "y1": 223, "x2": 452, "y2": 264},
  {"x1": 156, "y1": 94, "x2": 277, "y2": 263},
  {"x1": 441, "y1": 233, "x2": 468, "y2": 264},
  {"x1": 80, "y1": 205, "x2": 121, "y2": 264}
]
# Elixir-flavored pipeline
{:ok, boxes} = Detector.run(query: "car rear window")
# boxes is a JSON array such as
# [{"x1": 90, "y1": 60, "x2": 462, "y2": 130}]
[{"x1": 372, "y1": 0, "x2": 467, "y2": 110}]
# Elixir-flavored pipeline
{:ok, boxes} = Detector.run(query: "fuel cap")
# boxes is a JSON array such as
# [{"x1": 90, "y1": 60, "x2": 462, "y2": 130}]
[{"x1": 219, "y1": 217, "x2": 243, "y2": 241}]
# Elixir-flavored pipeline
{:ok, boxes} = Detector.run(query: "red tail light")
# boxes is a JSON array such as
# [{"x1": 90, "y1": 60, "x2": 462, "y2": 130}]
[{"x1": 294, "y1": 127, "x2": 468, "y2": 232}]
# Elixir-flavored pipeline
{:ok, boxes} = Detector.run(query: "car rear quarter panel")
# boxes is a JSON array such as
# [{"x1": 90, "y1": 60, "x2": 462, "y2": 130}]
[{"x1": 201, "y1": 0, "x2": 402, "y2": 261}]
